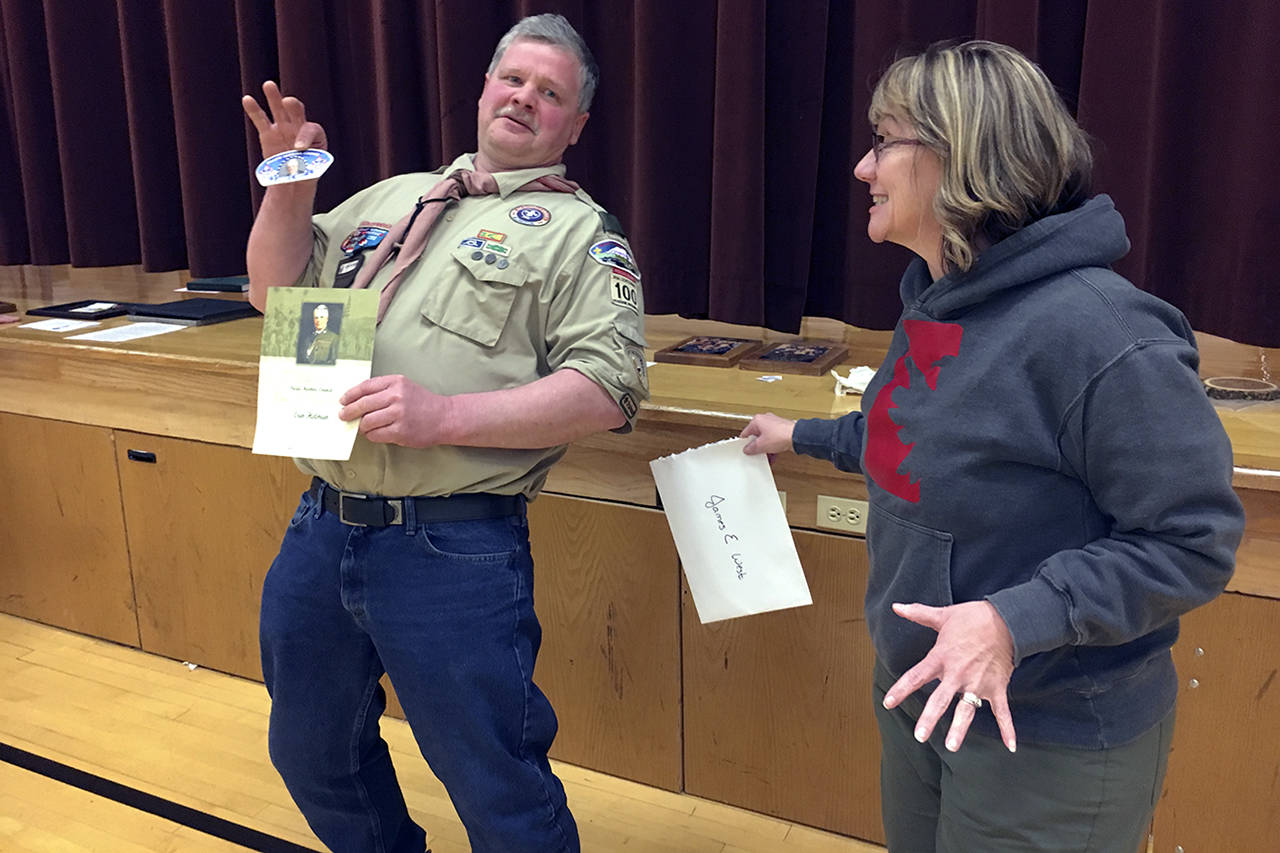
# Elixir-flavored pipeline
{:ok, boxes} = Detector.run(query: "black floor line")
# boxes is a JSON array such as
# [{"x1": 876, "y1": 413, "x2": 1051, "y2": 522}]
[{"x1": 0, "y1": 741, "x2": 321, "y2": 852}]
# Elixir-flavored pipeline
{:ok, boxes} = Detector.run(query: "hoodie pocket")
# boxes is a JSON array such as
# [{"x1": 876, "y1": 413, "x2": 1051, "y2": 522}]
[{"x1": 864, "y1": 503, "x2": 954, "y2": 677}]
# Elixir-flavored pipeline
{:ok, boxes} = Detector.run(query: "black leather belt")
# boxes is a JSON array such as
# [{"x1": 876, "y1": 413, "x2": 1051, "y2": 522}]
[{"x1": 310, "y1": 477, "x2": 523, "y2": 527}]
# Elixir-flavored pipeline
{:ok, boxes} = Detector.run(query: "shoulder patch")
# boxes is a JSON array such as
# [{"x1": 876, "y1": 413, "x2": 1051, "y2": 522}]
[
  {"x1": 340, "y1": 224, "x2": 389, "y2": 255},
  {"x1": 588, "y1": 239, "x2": 640, "y2": 278}
]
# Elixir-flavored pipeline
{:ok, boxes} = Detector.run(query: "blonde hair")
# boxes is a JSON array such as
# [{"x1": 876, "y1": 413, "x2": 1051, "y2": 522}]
[{"x1": 869, "y1": 40, "x2": 1092, "y2": 274}]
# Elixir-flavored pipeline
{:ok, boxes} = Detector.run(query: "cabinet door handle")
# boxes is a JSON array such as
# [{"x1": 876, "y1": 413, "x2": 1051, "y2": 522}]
[{"x1": 127, "y1": 449, "x2": 157, "y2": 463}]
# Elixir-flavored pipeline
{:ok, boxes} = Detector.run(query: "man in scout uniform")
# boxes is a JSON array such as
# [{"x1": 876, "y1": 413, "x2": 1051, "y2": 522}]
[
  {"x1": 241, "y1": 13, "x2": 646, "y2": 853},
  {"x1": 300, "y1": 302, "x2": 339, "y2": 365}
]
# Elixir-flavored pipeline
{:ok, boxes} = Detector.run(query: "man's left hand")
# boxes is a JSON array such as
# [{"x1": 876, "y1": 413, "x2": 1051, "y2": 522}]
[
  {"x1": 881, "y1": 600, "x2": 1019, "y2": 754},
  {"x1": 339, "y1": 375, "x2": 453, "y2": 448}
]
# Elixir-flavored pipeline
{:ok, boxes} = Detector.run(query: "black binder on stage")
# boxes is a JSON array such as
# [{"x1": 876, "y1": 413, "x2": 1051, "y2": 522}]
[
  {"x1": 27, "y1": 299, "x2": 130, "y2": 320},
  {"x1": 186, "y1": 275, "x2": 250, "y2": 293},
  {"x1": 126, "y1": 298, "x2": 260, "y2": 326}
]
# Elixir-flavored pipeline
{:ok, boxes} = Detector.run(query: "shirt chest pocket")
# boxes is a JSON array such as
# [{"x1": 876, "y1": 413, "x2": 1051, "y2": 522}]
[{"x1": 419, "y1": 245, "x2": 530, "y2": 347}]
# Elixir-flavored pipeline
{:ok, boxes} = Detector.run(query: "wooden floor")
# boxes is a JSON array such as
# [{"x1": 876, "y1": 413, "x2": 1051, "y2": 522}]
[{"x1": 0, "y1": 613, "x2": 884, "y2": 852}]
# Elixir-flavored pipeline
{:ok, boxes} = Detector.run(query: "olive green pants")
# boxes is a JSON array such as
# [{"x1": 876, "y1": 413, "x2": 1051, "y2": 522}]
[{"x1": 873, "y1": 663, "x2": 1173, "y2": 853}]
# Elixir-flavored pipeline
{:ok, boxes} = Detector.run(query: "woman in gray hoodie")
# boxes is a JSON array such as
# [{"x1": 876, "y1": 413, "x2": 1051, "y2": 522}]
[{"x1": 742, "y1": 40, "x2": 1244, "y2": 852}]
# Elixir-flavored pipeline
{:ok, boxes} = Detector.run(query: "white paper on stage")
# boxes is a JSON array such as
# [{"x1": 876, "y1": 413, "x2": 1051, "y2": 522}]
[{"x1": 650, "y1": 437, "x2": 811, "y2": 623}]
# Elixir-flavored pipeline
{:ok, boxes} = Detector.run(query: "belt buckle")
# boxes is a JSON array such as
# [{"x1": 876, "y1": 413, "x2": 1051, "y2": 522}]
[
  {"x1": 337, "y1": 491, "x2": 403, "y2": 526},
  {"x1": 386, "y1": 499, "x2": 403, "y2": 524},
  {"x1": 338, "y1": 492, "x2": 370, "y2": 526}
]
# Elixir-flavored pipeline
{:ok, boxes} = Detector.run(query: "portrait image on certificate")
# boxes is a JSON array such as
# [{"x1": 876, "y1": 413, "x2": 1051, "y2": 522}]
[
  {"x1": 252, "y1": 287, "x2": 378, "y2": 460},
  {"x1": 298, "y1": 301, "x2": 343, "y2": 365}
]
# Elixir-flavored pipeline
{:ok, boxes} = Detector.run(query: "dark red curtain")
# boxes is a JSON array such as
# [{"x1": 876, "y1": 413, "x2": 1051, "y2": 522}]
[{"x1": 1, "y1": 0, "x2": 1276, "y2": 345}]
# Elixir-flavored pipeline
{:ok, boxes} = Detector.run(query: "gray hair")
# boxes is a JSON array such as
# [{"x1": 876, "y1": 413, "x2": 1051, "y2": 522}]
[
  {"x1": 870, "y1": 40, "x2": 1093, "y2": 274},
  {"x1": 487, "y1": 13, "x2": 599, "y2": 113}
]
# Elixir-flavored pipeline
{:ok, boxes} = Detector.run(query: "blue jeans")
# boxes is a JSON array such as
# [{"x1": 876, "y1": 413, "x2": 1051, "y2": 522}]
[{"x1": 259, "y1": 487, "x2": 579, "y2": 853}]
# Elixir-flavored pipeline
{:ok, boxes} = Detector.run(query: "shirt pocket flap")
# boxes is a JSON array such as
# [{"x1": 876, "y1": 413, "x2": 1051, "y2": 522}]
[
  {"x1": 613, "y1": 319, "x2": 650, "y2": 395},
  {"x1": 612, "y1": 318, "x2": 647, "y2": 349},
  {"x1": 419, "y1": 246, "x2": 530, "y2": 347}
]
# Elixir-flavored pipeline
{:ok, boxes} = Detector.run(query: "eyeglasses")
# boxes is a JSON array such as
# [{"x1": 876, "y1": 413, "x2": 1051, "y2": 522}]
[{"x1": 871, "y1": 132, "x2": 924, "y2": 161}]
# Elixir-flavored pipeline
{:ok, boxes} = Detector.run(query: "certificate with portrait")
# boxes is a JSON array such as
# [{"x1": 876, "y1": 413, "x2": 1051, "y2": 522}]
[{"x1": 252, "y1": 287, "x2": 378, "y2": 460}]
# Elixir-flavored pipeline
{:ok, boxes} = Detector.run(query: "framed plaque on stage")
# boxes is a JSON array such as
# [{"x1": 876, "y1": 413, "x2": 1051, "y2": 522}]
[
  {"x1": 654, "y1": 335, "x2": 764, "y2": 367},
  {"x1": 738, "y1": 340, "x2": 849, "y2": 376}
]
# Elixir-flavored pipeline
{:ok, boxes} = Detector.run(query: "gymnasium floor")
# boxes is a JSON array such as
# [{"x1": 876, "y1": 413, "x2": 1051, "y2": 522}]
[{"x1": 0, "y1": 613, "x2": 883, "y2": 852}]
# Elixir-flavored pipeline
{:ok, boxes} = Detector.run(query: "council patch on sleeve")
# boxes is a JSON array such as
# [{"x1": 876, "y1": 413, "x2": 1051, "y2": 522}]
[{"x1": 588, "y1": 239, "x2": 640, "y2": 277}]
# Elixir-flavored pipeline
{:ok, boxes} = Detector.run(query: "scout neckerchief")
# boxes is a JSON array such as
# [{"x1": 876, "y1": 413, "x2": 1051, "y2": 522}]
[{"x1": 349, "y1": 166, "x2": 580, "y2": 323}]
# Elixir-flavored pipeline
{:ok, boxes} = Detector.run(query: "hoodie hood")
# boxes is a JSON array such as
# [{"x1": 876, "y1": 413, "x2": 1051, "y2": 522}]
[{"x1": 900, "y1": 195, "x2": 1131, "y2": 318}]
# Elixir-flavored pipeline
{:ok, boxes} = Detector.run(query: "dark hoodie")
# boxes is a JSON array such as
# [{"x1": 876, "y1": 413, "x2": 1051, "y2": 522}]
[{"x1": 792, "y1": 195, "x2": 1244, "y2": 748}]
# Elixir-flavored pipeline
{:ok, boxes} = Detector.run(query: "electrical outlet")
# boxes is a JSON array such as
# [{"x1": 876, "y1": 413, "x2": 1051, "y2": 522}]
[{"x1": 816, "y1": 495, "x2": 868, "y2": 534}]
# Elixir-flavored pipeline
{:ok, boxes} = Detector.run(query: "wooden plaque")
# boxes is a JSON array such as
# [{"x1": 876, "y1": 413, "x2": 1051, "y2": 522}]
[
  {"x1": 738, "y1": 340, "x2": 850, "y2": 376},
  {"x1": 654, "y1": 335, "x2": 764, "y2": 367}
]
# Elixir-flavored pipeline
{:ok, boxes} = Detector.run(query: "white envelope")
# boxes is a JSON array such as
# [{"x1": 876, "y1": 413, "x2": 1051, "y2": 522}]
[{"x1": 650, "y1": 437, "x2": 812, "y2": 623}]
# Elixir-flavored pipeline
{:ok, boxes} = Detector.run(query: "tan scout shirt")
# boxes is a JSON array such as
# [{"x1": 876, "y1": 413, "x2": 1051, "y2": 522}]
[{"x1": 293, "y1": 154, "x2": 648, "y2": 498}]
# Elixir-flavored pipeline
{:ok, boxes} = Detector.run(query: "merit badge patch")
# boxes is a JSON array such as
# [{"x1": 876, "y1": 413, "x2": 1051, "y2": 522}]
[
  {"x1": 477, "y1": 229, "x2": 507, "y2": 243},
  {"x1": 610, "y1": 270, "x2": 640, "y2": 315},
  {"x1": 340, "y1": 224, "x2": 390, "y2": 254},
  {"x1": 588, "y1": 239, "x2": 640, "y2": 277},
  {"x1": 509, "y1": 205, "x2": 551, "y2": 226},
  {"x1": 458, "y1": 237, "x2": 485, "y2": 249}
]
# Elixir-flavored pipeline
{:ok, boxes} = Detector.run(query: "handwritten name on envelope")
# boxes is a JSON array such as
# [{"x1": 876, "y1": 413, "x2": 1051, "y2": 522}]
[{"x1": 650, "y1": 437, "x2": 812, "y2": 623}]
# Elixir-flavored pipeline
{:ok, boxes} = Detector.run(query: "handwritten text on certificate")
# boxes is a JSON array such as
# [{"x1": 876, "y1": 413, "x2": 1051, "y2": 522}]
[{"x1": 252, "y1": 287, "x2": 378, "y2": 461}]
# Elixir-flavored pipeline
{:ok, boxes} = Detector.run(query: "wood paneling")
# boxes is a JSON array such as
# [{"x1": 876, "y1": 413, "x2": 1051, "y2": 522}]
[
  {"x1": 547, "y1": 425, "x2": 871, "y2": 536},
  {"x1": 529, "y1": 494, "x2": 684, "y2": 792},
  {"x1": 1152, "y1": 592, "x2": 1280, "y2": 850},
  {"x1": 1218, "y1": 406, "x2": 1280, "y2": 474},
  {"x1": 0, "y1": 333, "x2": 260, "y2": 448},
  {"x1": 115, "y1": 432, "x2": 310, "y2": 679},
  {"x1": 0, "y1": 265, "x2": 262, "y2": 449},
  {"x1": 1231, "y1": 488, "x2": 1280, "y2": 598},
  {"x1": 2, "y1": 268, "x2": 1278, "y2": 850},
  {"x1": 0, "y1": 413, "x2": 138, "y2": 645},
  {"x1": 1194, "y1": 331, "x2": 1280, "y2": 382},
  {"x1": 772, "y1": 456, "x2": 871, "y2": 534},
  {"x1": 683, "y1": 529, "x2": 882, "y2": 843},
  {"x1": 546, "y1": 421, "x2": 727, "y2": 506}
]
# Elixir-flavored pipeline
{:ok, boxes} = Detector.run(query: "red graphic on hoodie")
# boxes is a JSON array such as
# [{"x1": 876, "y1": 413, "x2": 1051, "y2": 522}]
[{"x1": 864, "y1": 318, "x2": 964, "y2": 502}]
